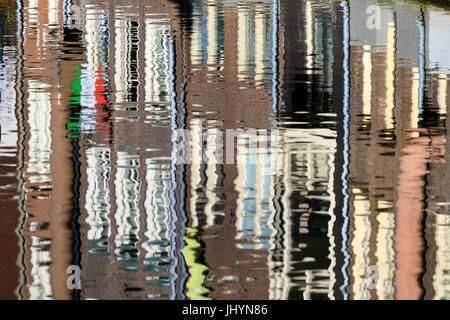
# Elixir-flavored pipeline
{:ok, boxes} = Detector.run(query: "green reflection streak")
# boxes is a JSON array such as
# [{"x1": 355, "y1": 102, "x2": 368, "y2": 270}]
[
  {"x1": 68, "y1": 67, "x2": 82, "y2": 139},
  {"x1": 181, "y1": 227, "x2": 211, "y2": 300}
]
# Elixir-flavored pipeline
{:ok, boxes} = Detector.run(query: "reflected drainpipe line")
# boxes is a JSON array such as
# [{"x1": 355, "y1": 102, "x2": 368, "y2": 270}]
[
  {"x1": 70, "y1": 132, "x2": 82, "y2": 301},
  {"x1": 169, "y1": 35, "x2": 180, "y2": 300},
  {"x1": 178, "y1": 82, "x2": 189, "y2": 299},
  {"x1": 63, "y1": 0, "x2": 83, "y2": 301},
  {"x1": 417, "y1": 9, "x2": 425, "y2": 125},
  {"x1": 271, "y1": 0, "x2": 279, "y2": 116},
  {"x1": 339, "y1": 0, "x2": 350, "y2": 300},
  {"x1": 14, "y1": 0, "x2": 26, "y2": 300}
]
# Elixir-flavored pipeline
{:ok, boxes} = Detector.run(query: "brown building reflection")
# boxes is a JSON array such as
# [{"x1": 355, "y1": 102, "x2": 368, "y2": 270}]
[
  {"x1": 16, "y1": 0, "x2": 83, "y2": 299},
  {"x1": 76, "y1": 0, "x2": 178, "y2": 299},
  {"x1": 73, "y1": 0, "x2": 343, "y2": 300}
]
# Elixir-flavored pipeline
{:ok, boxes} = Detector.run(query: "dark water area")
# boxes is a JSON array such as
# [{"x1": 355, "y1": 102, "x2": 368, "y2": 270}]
[{"x1": 0, "y1": 0, "x2": 449, "y2": 300}]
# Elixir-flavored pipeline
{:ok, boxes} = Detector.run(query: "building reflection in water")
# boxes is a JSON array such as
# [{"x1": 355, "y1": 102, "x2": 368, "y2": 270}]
[{"x1": 0, "y1": 0, "x2": 448, "y2": 300}]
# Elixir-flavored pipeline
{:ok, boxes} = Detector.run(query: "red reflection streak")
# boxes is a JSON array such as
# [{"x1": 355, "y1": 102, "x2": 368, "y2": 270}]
[{"x1": 94, "y1": 68, "x2": 111, "y2": 144}]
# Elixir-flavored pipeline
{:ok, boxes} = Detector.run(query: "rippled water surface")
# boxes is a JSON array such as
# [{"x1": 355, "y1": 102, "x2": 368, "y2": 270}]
[{"x1": 0, "y1": 0, "x2": 449, "y2": 300}]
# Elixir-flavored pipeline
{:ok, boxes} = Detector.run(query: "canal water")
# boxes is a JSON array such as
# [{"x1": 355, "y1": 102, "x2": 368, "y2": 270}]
[{"x1": 0, "y1": 0, "x2": 449, "y2": 299}]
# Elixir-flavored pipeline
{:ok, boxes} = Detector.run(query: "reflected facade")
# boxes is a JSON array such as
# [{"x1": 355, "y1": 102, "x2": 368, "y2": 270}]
[{"x1": 0, "y1": 0, "x2": 449, "y2": 300}]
